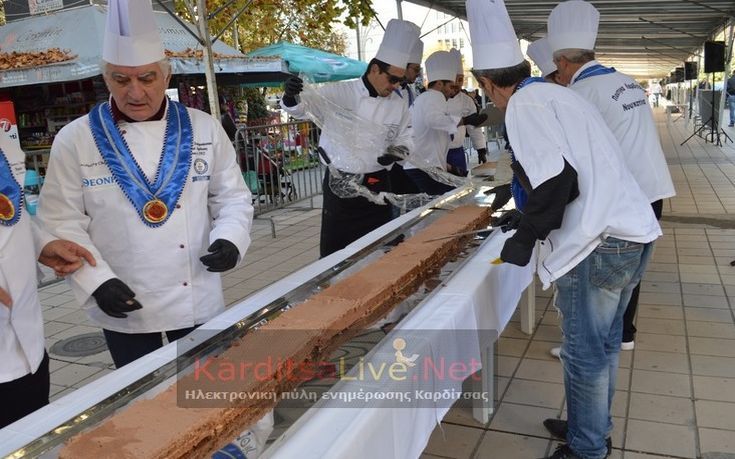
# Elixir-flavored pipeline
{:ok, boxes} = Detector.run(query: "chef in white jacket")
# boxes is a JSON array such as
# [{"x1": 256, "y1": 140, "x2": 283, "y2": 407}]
[
  {"x1": 527, "y1": 37, "x2": 561, "y2": 84},
  {"x1": 36, "y1": 0, "x2": 253, "y2": 368},
  {"x1": 548, "y1": 0, "x2": 675, "y2": 350},
  {"x1": 446, "y1": 48, "x2": 488, "y2": 172},
  {"x1": 388, "y1": 27, "x2": 424, "y2": 196},
  {"x1": 466, "y1": 0, "x2": 660, "y2": 457},
  {"x1": 404, "y1": 51, "x2": 486, "y2": 195},
  {"x1": 280, "y1": 19, "x2": 418, "y2": 257},
  {"x1": 1, "y1": 132, "x2": 95, "y2": 428},
  {"x1": 398, "y1": 26, "x2": 423, "y2": 109}
]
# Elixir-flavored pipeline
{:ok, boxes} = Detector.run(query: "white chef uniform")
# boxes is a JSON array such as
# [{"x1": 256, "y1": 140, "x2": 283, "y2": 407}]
[
  {"x1": 282, "y1": 78, "x2": 412, "y2": 173},
  {"x1": 0, "y1": 136, "x2": 50, "y2": 383},
  {"x1": 37, "y1": 100, "x2": 253, "y2": 333},
  {"x1": 505, "y1": 83, "x2": 661, "y2": 288},
  {"x1": 568, "y1": 61, "x2": 675, "y2": 203},
  {"x1": 547, "y1": 0, "x2": 675, "y2": 204},
  {"x1": 446, "y1": 92, "x2": 486, "y2": 151}
]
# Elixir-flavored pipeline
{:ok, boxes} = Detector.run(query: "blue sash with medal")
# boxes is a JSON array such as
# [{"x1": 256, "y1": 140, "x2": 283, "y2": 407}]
[
  {"x1": 508, "y1": 77, "x2": 546, "y2": 211},
  {"x1": 572, "y1": 64, "x2": 616, "y2": 84},
  {"x1": 88, "y1": 99, "x2": 193, "y2": 228},
  {"x1": 0, "y1": 148, "x2": 22, "y2": 226}
]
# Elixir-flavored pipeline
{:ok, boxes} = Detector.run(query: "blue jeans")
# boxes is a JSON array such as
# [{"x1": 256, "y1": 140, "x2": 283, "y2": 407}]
[
  {"x1": 728, "y1": 95, "x2": 735, "y2": 126},
  {"x1": 554, "y1": 238, "x2": 653, "y2": 459}
]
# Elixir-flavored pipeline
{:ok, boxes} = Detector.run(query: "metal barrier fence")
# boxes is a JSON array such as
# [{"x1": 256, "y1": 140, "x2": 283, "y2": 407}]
[{"x1": 234, "y1": 121, "x2": 326, "y2": 215}]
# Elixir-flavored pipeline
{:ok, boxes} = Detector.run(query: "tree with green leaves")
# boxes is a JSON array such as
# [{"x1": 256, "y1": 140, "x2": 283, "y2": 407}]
[{"x1": 173, "y1": 0, "x2": 373, "y2": 55}]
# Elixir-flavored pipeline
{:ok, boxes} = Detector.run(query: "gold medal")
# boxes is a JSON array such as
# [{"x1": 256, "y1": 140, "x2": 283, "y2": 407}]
[
  {"x1": 0, "y1": 193, "x2": 15, "y2": 222},
  {"x1": 143, "y1": 199, "x2": 168, "y2": 224}
]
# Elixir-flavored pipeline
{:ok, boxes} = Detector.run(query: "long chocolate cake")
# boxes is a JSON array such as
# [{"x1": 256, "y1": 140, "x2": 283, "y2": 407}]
[{"x1": 60, "y1": 205, "x2": 490, "y2": 458}]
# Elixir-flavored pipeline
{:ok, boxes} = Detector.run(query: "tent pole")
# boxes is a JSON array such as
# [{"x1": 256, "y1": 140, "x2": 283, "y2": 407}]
[
  {"x1": 356, "y1": 24, "x2": 362, "y2": 62},
  {"x1": 195, "y1": 0, "x2": 221, "y2": 120}
]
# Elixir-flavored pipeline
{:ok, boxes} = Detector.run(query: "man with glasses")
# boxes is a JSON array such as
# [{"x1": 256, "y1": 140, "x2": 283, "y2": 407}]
[
  {"x1": 398, "y1": 30, "x2": 423, "y2": 109},
  {"x1": 281, "y1": 19, "x2": 420, "y2": 257},
  {"x1": 389, "y1": 31, "x2": 424, "y2": 197}
]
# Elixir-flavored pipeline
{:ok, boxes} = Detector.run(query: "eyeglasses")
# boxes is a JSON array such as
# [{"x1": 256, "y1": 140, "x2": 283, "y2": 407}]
[{"x1": 381, "y1": 68, "x2": 405, "y2": 84}]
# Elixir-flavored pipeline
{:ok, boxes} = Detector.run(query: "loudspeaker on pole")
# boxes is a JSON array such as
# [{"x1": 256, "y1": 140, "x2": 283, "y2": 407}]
[
  {"x1": 674, "y1": 67, "x2": 685, "y2": 83},
  {"x1": 684, "y1": 61, "x2": 698, "y2": 80},
  {"x1": 704, "y1": 41, "x2": 725, "y2": 73}
]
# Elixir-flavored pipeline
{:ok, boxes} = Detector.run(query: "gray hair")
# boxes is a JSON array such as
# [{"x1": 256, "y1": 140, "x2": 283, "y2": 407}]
[
  {"x1": 101, "y1": 58, "x2": 172, "y2": 78},
  {"x1": 552, "y1": 49, "x2": 595, "y2": 64},
  {"x1": 471, "y1": 60, "x2": 531, "y2": 88}
]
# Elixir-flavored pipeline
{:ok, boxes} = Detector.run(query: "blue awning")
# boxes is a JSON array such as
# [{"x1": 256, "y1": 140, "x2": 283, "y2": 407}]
[{"x1": 246, "y1": 41, "x2": 367, "y2": 83}]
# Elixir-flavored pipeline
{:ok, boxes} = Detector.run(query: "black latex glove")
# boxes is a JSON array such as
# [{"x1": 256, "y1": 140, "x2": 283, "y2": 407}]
[
  {"x1": 283, "y1": 76, "x2": 303, "y2": 97},
  {"x1": 281, "y1": 76, "x2": 304, "y2": 107},
  {"x1": 200, "y1": 239, "x2": 240, "y2": 272},
  {"x1": 499, "y1": 237, "x2": 534, "y2": 266},
  {"x1": 485, "y1": 183, "x2": 512, "y2": 211},
  {"x1": 476, "y1": 148, "x2": 487, "y2": 163},
  {"x1": 92, "y1": 278, "x2": 142, "y2": 319},
  {"x1": 461, "y1": 113, "x2": 488, "y2": 127},
  {"x1": 377, "y1": 145, "x2": 408, "y2": 166},
  {"x1": 491, "y1": 208, "x2": 523, "y2": 232}
]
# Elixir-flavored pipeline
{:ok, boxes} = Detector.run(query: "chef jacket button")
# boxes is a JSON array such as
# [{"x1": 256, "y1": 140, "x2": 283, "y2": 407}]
[
  {"x1": 183, "y1": 282, "x2": 189, "y2": 286},
  {"x1": 179, "y1": 244, "x2": 185, "y2": 249},
  {"x1": 176, "y1": 204, "x2": 181, "y2": 209},
  {"x1": 121, "y1": 130, "x2": 127, "y2": 135}
]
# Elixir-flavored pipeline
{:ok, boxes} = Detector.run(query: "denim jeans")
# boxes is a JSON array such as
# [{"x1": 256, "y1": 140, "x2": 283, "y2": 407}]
[
  {"x1": 728, "y1": 95, "x2": 735, "y2": 126},
  {"x1": 554, "y1": 237, "x2": 653, "y2": 459}
]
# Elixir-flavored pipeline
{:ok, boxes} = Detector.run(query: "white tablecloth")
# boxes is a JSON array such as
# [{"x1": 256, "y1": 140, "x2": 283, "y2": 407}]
[
  {"x1": 0, "y1": 190, "x2": 533, "y2": 458},
  {"x1": 262, "y1": 230, "x2": 535, "y2": 459}
]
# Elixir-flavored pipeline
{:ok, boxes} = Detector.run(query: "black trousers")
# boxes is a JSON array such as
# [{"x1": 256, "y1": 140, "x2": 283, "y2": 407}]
[
  {"x1": 320, "y1": 168, "x2": 393, "y2": 258},
  {"x1": 623, "y1": 199, "x2": 663, "y2": 342},
  {"x1": 0, "y1": 351, "x2": 50, "y2": 429},
  {"x1": 404, "y1": 168, "x2": 455, "y2": 196},
  {"x1": 103, "y1": 326, "x2": 197, "y2": 368}
]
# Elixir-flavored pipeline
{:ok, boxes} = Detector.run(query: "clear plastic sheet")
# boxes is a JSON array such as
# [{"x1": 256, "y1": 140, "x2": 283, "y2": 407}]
[{"x1": 297, "y1": 76, "x2": 476, "y2": 208}]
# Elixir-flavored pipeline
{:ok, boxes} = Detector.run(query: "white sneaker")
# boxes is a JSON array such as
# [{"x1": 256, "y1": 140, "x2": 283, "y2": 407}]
[
  {"x1": 621, "y1": 340, "x2": 635, "y2": 351},
  {"x1": 549, "y1": 346, "x2": 561, "y2": 358}
]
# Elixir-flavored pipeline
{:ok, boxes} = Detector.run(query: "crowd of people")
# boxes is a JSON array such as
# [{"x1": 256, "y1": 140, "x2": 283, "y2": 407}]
[{"x1": 1, "y1": 0, "x2": 681, "y2": 458}]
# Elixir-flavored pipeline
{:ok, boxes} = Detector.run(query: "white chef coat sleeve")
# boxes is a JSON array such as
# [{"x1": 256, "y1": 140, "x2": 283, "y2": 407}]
[
  {"x1": 466, "y1": 125, "x2": 487, "y2": 150},
  {"x1": 36, "y1": 134, "x2": 117, "y2": 300},
  {"x1": 30, "y1": 217, "x2": 56, "y2": 260},
  {"x1": 281, "y1": 81, "x2": 344, "y2": 122},
  {"x1": 464, "y1": 95, "x2": 486, "y2": 149},
  {"x1": 207, "y1": 121, "x2": 254, "y2": 264},
  {"x1": 505, "y1": 100, "x2": 566, "y2": 188},
  {"x1": 424, "y1": 96, "x2": 461, "y2": 135},
  {"x1": 281, "y1": 96, "x2": 307, "y2": 119}
]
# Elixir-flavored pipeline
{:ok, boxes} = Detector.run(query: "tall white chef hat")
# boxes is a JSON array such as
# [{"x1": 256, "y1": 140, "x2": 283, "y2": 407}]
[
  {"x1": 547, "y1": 0, "x2": 599, "y2": 53},
  {"x1": 103, "y1": 0, "x2": 165, "y2": 66},
  {"x1": 375, "y1": 19, "x2": 420, "y2": 69},
  {"x1": 466, "y1": 0, "x2": 524, "y2": 70},
  {"x1": 425, "y1": 51, "x2": 457, "y2": 83},
  {"x1": 408, "y1": 29, "x2": 424, "y2": 64},
  {"x1": 527, "y1": 37, "x2": 557, "y2": 77},
  {"x1": 449, "y1": 48, "x2": 464, "y2": 75}
]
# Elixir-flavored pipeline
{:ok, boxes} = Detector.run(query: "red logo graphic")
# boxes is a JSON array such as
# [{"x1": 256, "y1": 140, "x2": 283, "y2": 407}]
[{"x1": 0, "y1": 118, "x2": 12, "y2": 132}]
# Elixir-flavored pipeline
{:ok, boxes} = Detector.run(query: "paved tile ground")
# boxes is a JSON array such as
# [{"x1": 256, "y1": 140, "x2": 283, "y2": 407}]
[
  {"x1": 422, "y1": 111, "x2": 735, "y2": 459},
  {"x1": 35, "y1": 106, "x2": 735, "y2": 458}
]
